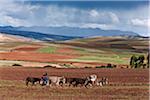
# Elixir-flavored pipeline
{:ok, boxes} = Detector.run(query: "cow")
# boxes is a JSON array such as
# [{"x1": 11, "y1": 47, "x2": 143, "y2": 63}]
[
  {"x1": 65, "y1": 74, "x2": 97, "y2": 88},
  {"x1": 65, "y1": 78, "x2": 87, "y2": 87},
  {"x1": 85, "y1": 74, "x2": 97, "y2": 87},
  {"x1": 25, "y1": 77, "x2": 41, "y2": 86},
  {"x1": 48, "y1": 76, "x2": 66, "y2": 87},
  {"x1": 74, "y1": 78, "x2": 93, "y2": 87},
  {"x1": 89, "y1": 74, "x2": 97, "y2": 84},
  {"x1": 96, "y1": 77, "x2": 108, "y2": 86}
]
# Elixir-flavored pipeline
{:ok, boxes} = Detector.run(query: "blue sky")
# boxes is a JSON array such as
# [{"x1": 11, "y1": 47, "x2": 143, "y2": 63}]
[{"x1": 0, "y1": 0, "x2": 149, "y2": 36}]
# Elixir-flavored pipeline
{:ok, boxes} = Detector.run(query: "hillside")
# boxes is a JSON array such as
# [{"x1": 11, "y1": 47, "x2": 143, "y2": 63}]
[
  {"x1": 0, "y1": 33, "x2": 148, "y2": 67},
  {"x1": 0, "y1": 33, "x2": 32, "y2": 42},
  {"x1": 61, "y1": 36, "x2": 149, "y2": 53}
]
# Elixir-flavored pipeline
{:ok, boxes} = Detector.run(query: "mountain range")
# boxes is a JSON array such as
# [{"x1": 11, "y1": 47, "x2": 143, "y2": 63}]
[{"x1": 0, "y1": 26, "x2": 140, "y2": 41}]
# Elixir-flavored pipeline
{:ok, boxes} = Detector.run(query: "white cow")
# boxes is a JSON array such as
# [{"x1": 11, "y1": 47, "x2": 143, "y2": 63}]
[{"x1": 49, "y1": 76, "x2": 66, "y2": 86}]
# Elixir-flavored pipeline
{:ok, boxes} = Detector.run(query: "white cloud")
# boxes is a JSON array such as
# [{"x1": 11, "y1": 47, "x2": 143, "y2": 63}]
[
  {"x1": 0, "y1": 0, "x2": 120, "y2": 27},
  {"x1": 89, "y1": 10, "x2": 99, "y2": 17},
  {"x1": 0, "y1": 0, "x2": 34, "y2": 26},
  {"x1": 109, "y1": 12, "x2": 120, "y2": 24},
  {"x1": 0, "y1": 0, "x2": 148, "y2": 36},
  {"x1": 130, "y1": 18, "x2": 150, "y2": 28},
  {"x1": 81, "y1": 23, "x2": 115, "y2": 30}
]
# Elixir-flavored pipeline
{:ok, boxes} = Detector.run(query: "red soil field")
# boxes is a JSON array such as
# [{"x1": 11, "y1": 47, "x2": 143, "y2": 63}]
[
  {"x1": 0, "y1": 50, "x2": 119, "y2": 67},
  {"x1": 0, "y1": 67, "x2": 149, "y2": 84},
  {"x1": 0, "y1": 51, "x2": 78, "y2": 62},
  {"x1": 13, "y1": 46, "x2": 41, "y2": 52},
  {"x1": 0, "y1": 45, "x2": 129, "y2": 67}
]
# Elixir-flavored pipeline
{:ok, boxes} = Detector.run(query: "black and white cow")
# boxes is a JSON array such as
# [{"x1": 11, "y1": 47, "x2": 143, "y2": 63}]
[{"x1": 96, "y1": 77, "x2": 108, "y2": 86}]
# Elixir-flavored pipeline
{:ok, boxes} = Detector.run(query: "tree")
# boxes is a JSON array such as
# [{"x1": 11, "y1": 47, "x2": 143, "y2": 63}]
[
  {"x1": 137, "y1": 55, "x2": 145, "y2": 68},
  {"x1": 129, "y1": 55, "x2": 145, "y2": 68},
  {"x1": 130, "y1": 55, "x2": 137, "y2": 68},
  {"x1": 147, "y1": 54, "x2": 149, "y2": 68}
]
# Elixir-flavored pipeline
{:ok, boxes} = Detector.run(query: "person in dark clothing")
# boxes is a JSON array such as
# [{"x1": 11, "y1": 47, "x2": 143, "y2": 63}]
[{"x1": 42, "y1": 72, "x2": 49, "y2": 86}]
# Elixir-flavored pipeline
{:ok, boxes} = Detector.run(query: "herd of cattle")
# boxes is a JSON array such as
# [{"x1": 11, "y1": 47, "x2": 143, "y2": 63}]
[{"x1": 25, "y1": 75, "x2": 108, "y2": 88}]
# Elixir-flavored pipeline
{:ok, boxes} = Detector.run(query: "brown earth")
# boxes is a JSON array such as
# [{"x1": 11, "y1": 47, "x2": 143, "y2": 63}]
[
  {"x1": 0, "y1": 51, "x2": 79, "y2": 62},
  {"x1": 0, "y1": 82, "x2": 148, "y2": 100},
  {"x1": 61, "y1": 37, "x2": 149, "y2": 53},
  {"x1": 0, "y1": 36, "x2": 149, "y2": 100},
  {"x1": 13, "y1": 46, "x2": 41, "y2": 52},
  {"x1": 0, "y1": 67, "x2": 149, "y2": 100},
  {"x1": 0, "y1": 49, "x2": 126, "y2": 67},
  {"x1": 0, "y1": 67, "x2": 149, "y2": 84}
]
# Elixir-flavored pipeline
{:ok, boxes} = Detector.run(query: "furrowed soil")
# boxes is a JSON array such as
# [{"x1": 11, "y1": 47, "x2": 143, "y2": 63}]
[
  {"x1": 0, "y1": 67, "x2": 149, "y2": 100},
  {"x1": 0, "y1": 51, "x2": 78, "y2": 63}
]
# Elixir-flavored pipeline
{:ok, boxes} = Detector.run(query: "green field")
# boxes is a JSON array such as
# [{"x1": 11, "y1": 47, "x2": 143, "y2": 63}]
[
  {"x1": 37, "y1": 46, "x2": 57, "y2": 53},
  {"x1": 65, "y1": 47, "x2": 146, "y2": 65}
]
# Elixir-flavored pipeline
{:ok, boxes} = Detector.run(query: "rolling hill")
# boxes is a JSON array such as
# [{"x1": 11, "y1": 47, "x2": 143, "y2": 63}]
[
  {"x1": 61, "y1": 36, "x2": 149, "y2": 53},
  {"x1": 0, "y1": 33, "x2": 32, "y2": 42},
  {"x1": 0, "y1": 31, "x2": 148, "y2": 66}
]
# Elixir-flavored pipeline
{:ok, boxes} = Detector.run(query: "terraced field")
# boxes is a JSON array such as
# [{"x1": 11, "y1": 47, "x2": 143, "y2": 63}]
[{"x1": 0, "y1": 36, "x2": 149, "y2": 68}]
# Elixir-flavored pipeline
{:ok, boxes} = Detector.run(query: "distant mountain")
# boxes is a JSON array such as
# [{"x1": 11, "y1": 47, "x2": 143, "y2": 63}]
[
  {"x1": 17, "y1": 26, "x2": 139, "y2": 37},
  {"x1": 0, "y1": 26, "x2": 140, "y2": 41},
  {"x1": 0, "y1": 26, "x2": 82, "y2": 41}
]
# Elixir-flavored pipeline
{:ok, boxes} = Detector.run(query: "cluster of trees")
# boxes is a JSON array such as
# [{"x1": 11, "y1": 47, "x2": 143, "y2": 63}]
[{"x1": 130, "y1": 54, "x2": 149, "y2": 68}]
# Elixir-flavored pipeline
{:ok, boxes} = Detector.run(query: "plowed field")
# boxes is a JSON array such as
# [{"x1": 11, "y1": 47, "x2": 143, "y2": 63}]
[{"x1": 0, "y1": 67, "x2": 149, "y2": 100}]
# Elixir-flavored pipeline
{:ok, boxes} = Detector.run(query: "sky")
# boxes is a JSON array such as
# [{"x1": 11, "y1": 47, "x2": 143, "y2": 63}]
[{"x1": 0, "y1": 0, "x2": 149, "y2": 36}]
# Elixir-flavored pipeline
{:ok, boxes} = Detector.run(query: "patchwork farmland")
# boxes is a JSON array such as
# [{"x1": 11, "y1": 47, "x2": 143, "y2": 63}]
[{"x1": 0, "y1": 34, "x2": 149, "y2": 100}]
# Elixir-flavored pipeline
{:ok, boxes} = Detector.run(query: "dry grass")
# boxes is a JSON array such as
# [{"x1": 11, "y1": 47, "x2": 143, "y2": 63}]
[{"x1": 0, "y1": 80, "x2": 149, "y2": 100}]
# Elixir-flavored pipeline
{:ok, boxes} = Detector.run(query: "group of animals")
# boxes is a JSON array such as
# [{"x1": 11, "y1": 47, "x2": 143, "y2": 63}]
[{"x1": 25, "y1": 74, "x2": 108, "y2": 88}]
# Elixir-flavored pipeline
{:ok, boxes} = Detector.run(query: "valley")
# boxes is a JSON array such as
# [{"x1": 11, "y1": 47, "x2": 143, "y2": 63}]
[{"x1": 0, "y1": 33, "x2": 149, "y2": 68}]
